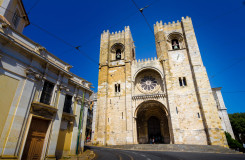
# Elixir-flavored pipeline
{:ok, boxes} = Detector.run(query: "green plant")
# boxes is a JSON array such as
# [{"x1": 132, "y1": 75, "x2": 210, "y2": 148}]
[{"x1": 225, "y1": 131, "x2": 243, "y2": 150}]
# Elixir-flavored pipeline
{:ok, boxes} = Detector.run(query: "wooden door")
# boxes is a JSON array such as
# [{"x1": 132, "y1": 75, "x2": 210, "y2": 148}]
[{"x1": 22, "y1": 117, "x2": 50, "y2": 160}]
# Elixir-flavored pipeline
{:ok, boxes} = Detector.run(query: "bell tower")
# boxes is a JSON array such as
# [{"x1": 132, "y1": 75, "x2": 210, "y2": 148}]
[
  {"x1": 154, "y1": 17, "x2": 227, "y2": 146},
  {"x1": 94, "y1": 26, "x2": 135, "y2": 145}
]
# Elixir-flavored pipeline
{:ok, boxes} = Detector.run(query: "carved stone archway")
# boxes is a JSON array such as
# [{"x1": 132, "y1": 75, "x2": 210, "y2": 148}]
[{"x1": 135, "y1": 100, "x2": 170, "y2": 144}]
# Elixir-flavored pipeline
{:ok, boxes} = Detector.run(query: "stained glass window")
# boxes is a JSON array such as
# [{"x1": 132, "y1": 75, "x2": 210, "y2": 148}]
[{"x1": 140, "y1": 76, "x2": 157, "y2": 91}]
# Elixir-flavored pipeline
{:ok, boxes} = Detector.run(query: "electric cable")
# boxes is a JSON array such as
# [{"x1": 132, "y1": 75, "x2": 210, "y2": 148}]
[
  {"x1": 27, "y1": 0, "x2": 41, "y2": 15},
  {"x1": 0, "y1": 5, "x2": 98, "y2": 64}
]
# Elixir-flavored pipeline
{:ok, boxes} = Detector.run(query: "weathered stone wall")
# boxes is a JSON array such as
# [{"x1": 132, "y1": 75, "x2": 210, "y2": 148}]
[
  {"x1": 94, "y1": 27, "x2": 135, "y2": 145},
  {"x1": 154, "y1": 18, "x2": 207, "y2": 145}
]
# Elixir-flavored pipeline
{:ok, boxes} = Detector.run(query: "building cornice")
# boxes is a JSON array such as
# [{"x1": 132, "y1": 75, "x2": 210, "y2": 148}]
[{"x1": 132, "y1": 93, "x2": 165, "y2": 100}]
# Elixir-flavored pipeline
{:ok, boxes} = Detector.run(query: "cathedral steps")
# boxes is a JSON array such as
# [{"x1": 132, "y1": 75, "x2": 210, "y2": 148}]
[{"x1": 103, "y1": 144, "x2": 241, "y2": 154}]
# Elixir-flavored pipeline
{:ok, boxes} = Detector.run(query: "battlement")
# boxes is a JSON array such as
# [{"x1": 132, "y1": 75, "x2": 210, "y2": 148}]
[
  {"x1": 154, "y1": 16, "x2": 192, "y2": 33},
  {"x1": 133, "y1": 57, "x2": 158, "y2": 64},
  {"x1": 101, "y1": 26, "x2": 132, "y2": 40}
]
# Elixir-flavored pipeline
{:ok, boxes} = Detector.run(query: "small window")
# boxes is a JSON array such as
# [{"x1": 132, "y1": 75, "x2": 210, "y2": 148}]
[
  {"x1": 183, "y1": 77, "x2": 187, "y2": 86},
  {"x1": 176, "y1": 107, "x2": 178, "y2": 114},
  {"x1": 197, "y1": 113, "x2": 200, "y2": 118},
  {"x1": 118, "y1": 84, "x2": 120, "y2": 92},
  {"x1": 172, "y1": 39, "x2": 180, "y2": 50},
  {"x1": 179, "y1": 77, "x2": 187, "y2": 87},
  {"x1": 115, "y1": 84, "x2": 117, "y2": 92},
  {"x1": 12, "y1": 10, "x2": 20, "y2": 28},
  {"x1": 63, "y1": 95, "x2": 72, "y2": 113},
  {"x1": 179, "y1": 77, "x2": 182, "y2": 86},
  {"x1": 115, "y1": 83, "x2": 121, "y2": 93},
  {"x1": 116, "y1": 49, "x2": 121, "y2": 60},
  {"x1": 40, "y1": 81, "x2": 54, "y2": 105}
]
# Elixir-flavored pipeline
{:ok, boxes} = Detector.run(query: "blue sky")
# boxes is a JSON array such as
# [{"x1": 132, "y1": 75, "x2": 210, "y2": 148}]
[{"x1": 22, "y1": 0, "x2": 245, "y2": 113}]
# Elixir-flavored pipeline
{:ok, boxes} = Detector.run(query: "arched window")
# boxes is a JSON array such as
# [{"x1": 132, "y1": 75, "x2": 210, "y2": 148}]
[
  {"x1": 167, "y1": 32, "x2": 185, "y2": 50},
  {"x1": 116, "y1": 49, "x2": 121, "y2": 60},
  {"x1": 111, "y1": 43, "x2": 124, "y2": 61},
  {"x1": 172, "y1": 39, "x2": 180, "y2": 50}
]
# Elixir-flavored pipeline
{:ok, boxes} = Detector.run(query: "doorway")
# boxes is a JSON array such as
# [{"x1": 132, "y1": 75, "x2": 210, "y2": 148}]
[
  {"x1": 22, "y1": 117, "x2": 50, "y2": 160},
  {"x1": 148, "y1": 116, "x2": 161, "y2": 143},
  {"x1": 136, "y1": 100, "x2": 170, "y2": 144}
]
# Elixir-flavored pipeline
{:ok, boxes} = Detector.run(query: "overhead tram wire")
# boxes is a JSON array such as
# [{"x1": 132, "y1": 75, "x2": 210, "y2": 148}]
[
  {"x1": 79, "y1": 10, "x2": 138, "y2": 47},
  {"x1": 126, "y1": 1, "x2": 245, "y2": 51},
  {"x1": 51, "y1": 9, "x2": 139, "y2": 58},
  {"x1": 130, "y1": 0, "x2": 161, "y2": 57},
  {"x1": 24, "y1": 0, "x2": 159, "y2": 60},
  {"x1": 27, "y1": 0, "x2": 41, "y2": 15},
  {"x1": 76, "y1": 0, "x2": 160, "y2": 49},
  {"x1": 129, "y1": 1, "x2": 245, "y2": 93},
  {"x1": 26, "y1": 22, "x2": 98, "y2": 64},
  {"x1": 0, "y1": 0, "x2": 160, "y2": 63},
  {"x1": 130, "y1": 0, "x2": 155, "y2": 34},
  {"x1": 129, "y1": 1, "x2": 245, "y2": 97},
  {"x1": 0, "y1": 6, "x2": 98, "y2": 64}
]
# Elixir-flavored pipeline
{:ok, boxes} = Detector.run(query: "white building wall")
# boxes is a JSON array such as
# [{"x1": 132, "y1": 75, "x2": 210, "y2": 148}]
[
  {"x1": 0, "y1": 17, "x2": 93, "y2": 159},
  {"x1": 212, "y1": 87, "x2": 235, "y2": 139}
]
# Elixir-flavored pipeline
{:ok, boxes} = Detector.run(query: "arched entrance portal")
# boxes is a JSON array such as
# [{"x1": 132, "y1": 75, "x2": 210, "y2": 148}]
[{"x1": 136, "y1": 101, "x2": 170, "y2": 144}]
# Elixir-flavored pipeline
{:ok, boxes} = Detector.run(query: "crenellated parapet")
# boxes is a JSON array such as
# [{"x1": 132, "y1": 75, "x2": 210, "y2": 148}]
[
  {"x1": 133, "y1": 57, "x2": 158, "y2": 64},
  {"x1": 100, "y1": 26, "x2": 135, "y2": 65},
  {"x1": 154, "y1": 16, "x2": 192, "y2": 34},
  {"x1": 101, "y1": 26, "x2": 132, "y2": 40}
]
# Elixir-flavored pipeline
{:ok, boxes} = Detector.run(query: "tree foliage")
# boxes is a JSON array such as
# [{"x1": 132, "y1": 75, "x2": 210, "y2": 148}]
[
  {"x1": 228, "y1": 113, "x2": 245, "y2": 143},
  {"x1": 225, "y1": 132, "x2": 243, "y2": 150}
]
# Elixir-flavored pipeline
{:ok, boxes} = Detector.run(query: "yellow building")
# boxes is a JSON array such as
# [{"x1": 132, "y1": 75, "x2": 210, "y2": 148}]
[
  {"x1": 0, "y1": 0, "x2": 93, "y2": 159},
  {"x1": 93, "y1": 17, "x2": 230, "y2": 147}
]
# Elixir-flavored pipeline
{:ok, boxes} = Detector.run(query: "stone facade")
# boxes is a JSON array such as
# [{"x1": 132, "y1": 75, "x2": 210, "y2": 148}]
[
  {"x1": 0, "y1": 0, "x2": 29, "y2": 33},
  {"x1": 0, "y1": 1, "x2": 93, "y2": 159},
  {"x1": 93, "y1": 16, "x2": 229, "y2": 147}
]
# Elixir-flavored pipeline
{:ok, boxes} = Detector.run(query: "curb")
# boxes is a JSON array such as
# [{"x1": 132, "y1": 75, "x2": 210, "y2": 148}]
[{"x1": 89, "y1": 145, "x2": 242, "y2": 155}]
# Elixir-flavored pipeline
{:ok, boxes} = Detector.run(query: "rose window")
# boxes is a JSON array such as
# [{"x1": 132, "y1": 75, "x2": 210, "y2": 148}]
[{"x1": 140, "y1": 76, "x2": 157, "y2": 91}]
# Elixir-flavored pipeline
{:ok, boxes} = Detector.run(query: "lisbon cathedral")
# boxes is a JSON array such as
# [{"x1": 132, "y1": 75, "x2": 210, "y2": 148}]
[{"x1": 93, "y1": 16, "x2": 234, "y2": 146}]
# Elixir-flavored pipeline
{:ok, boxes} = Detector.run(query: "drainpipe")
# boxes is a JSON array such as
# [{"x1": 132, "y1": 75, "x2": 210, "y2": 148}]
[{"x1": 76, "y1": 91, "x2": 85, "y2": 154}]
